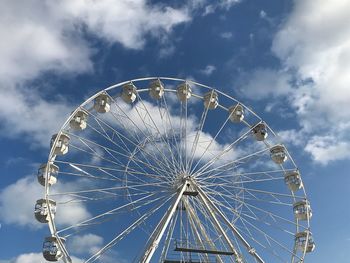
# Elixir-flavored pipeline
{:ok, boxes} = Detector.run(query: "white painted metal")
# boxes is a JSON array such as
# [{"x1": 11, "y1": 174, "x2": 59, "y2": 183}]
[
  {"x1": 140, "y1": 183, "x2": 188, "y2": 263},
  {"x1": 196, "y1": 184, "x2": 242, "y2": 263},
  {"x1": 196, "y1": 183, "x2": 265, "y2": 263},
  {"x1": 39, "y1": 77, "x2": 313, "y2": 263}
]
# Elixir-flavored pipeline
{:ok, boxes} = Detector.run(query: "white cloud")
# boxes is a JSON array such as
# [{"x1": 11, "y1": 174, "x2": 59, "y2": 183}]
[
  {"x1": 271, "y1": 0, "x2": 350, "y2": 164},
  {"x1": 1, "y1": 250, "x2": 127, "y2": 263},
  {"x1": 260, "y1": 10, "x2": 267, "y2": 19},
  {"x1": 0, "y1": 176, "x2": 90, "y2": 228},
  {"x1": 305, "y1": 135, "x2": 350, "y2": 165},
  {"x1": 237, "y1": 0, "x2": 350, "y2": 164},
  {"x1": 0, "y1": 176, "x2": 42, "y2": 228},
  {"x1": 199, "y1": 65, "x2": 216, "y2": 76},
  {"x1": 159, "y1": 44, "x2": 176, "y2": 58},
  {"x1": 219, "y1": 0, "x2": 242, "y2": 10},
  {"x1": 70, "y1": 234, "x2": 104, "y2": 255},
  {"x1": 0, "y1": 0, "x2": 92, "y2": 83},
  {"x1": 104, "y1": 98, "x2": 237, "y2": 170},
  {"x1": 0, "y1": 0, "x2": 190, "y2": 81},
  {"x1": 54, "y1": 0, "x2": 191, "y2": 50},
  {"x1": 220, "y1": 32, "x2": 233, "y2": 39},
  {"x1": 277, "y1": 129, "x2": 305, "y2": 147},
  {"x1": 199, "y1": 0, "x2": 242, "y2": 16},
  {"x1": 0, "y1": 84, "x2": 71, "y2": 147},
  {"x1": 272, "y1": 0, "x2": 350, "y2": 126},
  {"x1": 0, "y1": 0, "x2": 193, "y2": 146},
  {"x1": 238, "y1": 68, "x2": 292, "y2": 99},
  {"x1": 11, "y1": 253, "x2": 46, "y2": 263},
  {"x1": 3, "y1": 252, "x2": 84, "y2": 263}
]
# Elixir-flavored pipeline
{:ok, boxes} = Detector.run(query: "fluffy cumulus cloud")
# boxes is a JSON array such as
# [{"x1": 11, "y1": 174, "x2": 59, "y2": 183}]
[
  {"x1": 0, "y1": 0, "x2": 245, "y2": 148},
  {"x1": 0, "y1": 176, "x2": 91, "y2": 228},
  {"x1": 0, "y1": 0, "x2": 91, "y2": 83},
  {"x1": 69, "y1": 234, "x2": 104, "y2": 255},
  {"x1": 0, "y1": 0, "x2": 190, "y2": 81},
  {"x1": 0, "y1": 0, "x2": 192, "y2": 146},
  {"x1": 239, "y1": 0, "x2": 350, "y2": 164},
  {"x1": 305, "y1": 135, "x2": 350, "y2": 165},
  {"x1": 0, "y1": 176, "x2": 42, "y2": 228},
  {"x1": 185, "y1": 131, "x2": 240, "y2": 165},
  {"x1": 0, "y1": 84, "x2": 71, "y2": 147},
  {"x1": 273, "y1": 0, "x2": 350, "y2": 163},
  {"x1": 272, "y1": 0, "x2": 350, "y2": 126},
  {"x1": 55, "y1": 0, "x2": 190, "y2": 50}
]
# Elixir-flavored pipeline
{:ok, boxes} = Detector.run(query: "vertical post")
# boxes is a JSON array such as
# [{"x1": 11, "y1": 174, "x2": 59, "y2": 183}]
[
  {"x1": 183, "y1": 199, "x2": 223, "y2": 263},
  {"x1": 140, "y1": 183, "x2": 188, "y2": 263}
]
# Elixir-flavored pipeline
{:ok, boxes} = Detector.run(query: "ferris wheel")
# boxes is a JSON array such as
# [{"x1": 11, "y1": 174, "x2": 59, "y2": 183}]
[{"x1": 34, "y1": 77, "x2": 314, "y2": 263}]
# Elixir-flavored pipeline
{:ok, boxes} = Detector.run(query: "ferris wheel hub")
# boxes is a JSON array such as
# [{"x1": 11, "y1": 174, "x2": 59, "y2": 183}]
[{"x1": 171, "y1": 173, "x2": 197, "y2": 192}]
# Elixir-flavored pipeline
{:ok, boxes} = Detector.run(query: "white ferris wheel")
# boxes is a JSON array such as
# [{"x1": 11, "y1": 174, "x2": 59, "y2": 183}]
[{"x1": 35, "y1": 77, "x2": 314, "y2": 263}]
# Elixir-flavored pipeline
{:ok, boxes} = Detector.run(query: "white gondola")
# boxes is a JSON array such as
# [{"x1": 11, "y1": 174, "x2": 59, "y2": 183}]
[
  {"x1": 121, "y1": 83, "x2": 137, "y2": 103},
  {"x1": 50, "y1": 133, "x2": 70, "y2": 155},
  {"x1": 69, "y1": 110, "x2": 88, "y2": 130},
  {"x1": 270, "y1": 145, "x2": 288, "y2": 164},
  {"x1": 34, "y1": 199, "x2": 56, "y2": 223},
  {"x1": 177, "y1": 82, "x2": 192, "y2": 101},
  {"x1": 228, "y1": 104, "x2": 244, "y2": 123},
  {"x1": 203, "y1": 90, "x2": 219, "y2": 109},
  {"x1": 42, "y1": 236, "x2": 64, "y2": 261},
  {"x1": 295, "y1": 231, "x2": 315, "y2": 253},
  {"x1": 37, "y1": 163, "x2": 58, "y2": 186},
  {"x1": 252, "y1": 123, "x2": 268, "y2": 141},
  {"x1": 149, "y1": 79, "x2": 164, "y2": 100},
  {"x1": 94, "y1": 93, "x2": 111, "y2": 113},
  {"x1": 284, "y1": 170, "x2": 303, "y2": 192},
  {"x1": 293, "y1": 200, "x2": 312, "y2": 220}
]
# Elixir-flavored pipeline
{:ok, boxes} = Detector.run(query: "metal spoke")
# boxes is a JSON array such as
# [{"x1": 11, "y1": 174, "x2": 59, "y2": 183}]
[{"x1": 40, "y1": 78, "x2": 311, "y2": 263}]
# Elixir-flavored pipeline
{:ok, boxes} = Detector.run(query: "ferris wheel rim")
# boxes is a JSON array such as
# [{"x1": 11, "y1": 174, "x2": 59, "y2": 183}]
[{"x1": 41, "y1": 77, "x2": 312, "y2": 263}]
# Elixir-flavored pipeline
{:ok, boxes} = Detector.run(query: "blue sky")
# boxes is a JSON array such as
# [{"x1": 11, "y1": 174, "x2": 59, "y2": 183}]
[{"x1": 1, "y1": 0, "x2": 350, "y2": 262}]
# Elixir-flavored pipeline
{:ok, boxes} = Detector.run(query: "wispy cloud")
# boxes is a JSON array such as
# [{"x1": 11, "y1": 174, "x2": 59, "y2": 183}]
[
  {"x1": 220, "y1": 32, "x2": 233, "y2": 39},
  {"x1": 193, "y1": 0, "x2": 242, "y2": 16},
  {"x1": 237, "y1": 68, "x2": 292, "y2": 99},
  {"x1": 199, "y1": 65, "x2": 217, "y2": 76}
]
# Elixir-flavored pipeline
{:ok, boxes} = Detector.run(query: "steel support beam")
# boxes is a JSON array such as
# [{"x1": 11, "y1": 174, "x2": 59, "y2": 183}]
[
  {"x1": 196, "y1": 186, "x2": 242, "y2": 263},
  {"x1": 140, "y1": 183, "x2": 188, "y2": 263},
  {"x1": 184, "y1": 199, "x2": 223, "y2": 263},
  {"x1": 196, "y1": 184, "x2": 265, "y2": 263}
]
